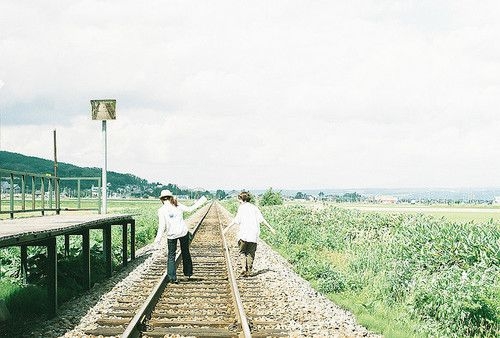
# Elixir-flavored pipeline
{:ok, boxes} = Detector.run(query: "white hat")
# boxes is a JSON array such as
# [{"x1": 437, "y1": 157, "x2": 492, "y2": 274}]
[{"x1": 159, "y1": 189, "x2": 173, "y2": 198}]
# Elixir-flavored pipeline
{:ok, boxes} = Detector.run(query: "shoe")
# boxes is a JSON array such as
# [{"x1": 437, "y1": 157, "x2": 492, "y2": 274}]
[{"x1": 170, "y1": 279, "x2": 179, "y2": 284}]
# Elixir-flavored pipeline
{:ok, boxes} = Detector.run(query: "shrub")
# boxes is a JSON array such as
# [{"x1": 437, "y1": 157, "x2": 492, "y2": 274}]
[
  {"x1": 260, "y1": 188, "x2": 283, "y2": 206},
  {"x1": 5, "y1": 285, "x2": 48, "y2": 316},
  {"x1": 315, "y1": 264, "x2": 347, "y2": 293},
  {"x1": 408, "y1": 266, "x2": 499, "y2": 337}
]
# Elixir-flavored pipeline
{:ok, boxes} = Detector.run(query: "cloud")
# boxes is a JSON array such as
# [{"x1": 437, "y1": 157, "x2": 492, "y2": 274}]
[{"x1": 1, "y1": 1, "x2": 500, "y2": 190}]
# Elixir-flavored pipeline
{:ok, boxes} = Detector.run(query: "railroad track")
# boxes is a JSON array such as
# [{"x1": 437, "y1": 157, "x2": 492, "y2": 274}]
[{"x1": 85, "y1": 201, "x2": 287, "y2": 338}]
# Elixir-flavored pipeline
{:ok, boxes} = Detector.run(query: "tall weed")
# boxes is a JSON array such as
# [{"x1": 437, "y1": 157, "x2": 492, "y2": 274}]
[{"x1": 260, "y1": 204, "x2": 500, "y2": 337}]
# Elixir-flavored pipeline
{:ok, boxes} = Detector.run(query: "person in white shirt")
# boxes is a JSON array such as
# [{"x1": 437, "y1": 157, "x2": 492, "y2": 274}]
[
  {"x1": 155, "y1": 189, "x2": 207, "y2": 283},
  {"x1": 224, "y1": 191, "x2": 276, "y2": 277}
]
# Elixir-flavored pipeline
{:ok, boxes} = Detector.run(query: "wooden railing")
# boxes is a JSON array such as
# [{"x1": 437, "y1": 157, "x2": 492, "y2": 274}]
[
  {"x1": 60, "y1": 177, "x2": 102, "y2": 212},
  {"x1": 0, "y1": 169, "x2": 102, "y2": 218}
]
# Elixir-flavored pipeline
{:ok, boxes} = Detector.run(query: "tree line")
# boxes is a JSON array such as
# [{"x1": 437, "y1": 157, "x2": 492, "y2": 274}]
[{"x1": 0, "y1": 150, "x2": 210, "y2": 199}]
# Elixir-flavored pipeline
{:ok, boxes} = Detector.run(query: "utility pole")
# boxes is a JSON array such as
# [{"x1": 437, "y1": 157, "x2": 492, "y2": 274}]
[
  {"x1": 53, "y1": 129, "x2": 60, "y2": 214},
  {"x1": 53, "y1": 129, "x2": 58, "y2": 177},
  {"x1": 102, "y1": 120, "x2": 107, "y2": 214}
]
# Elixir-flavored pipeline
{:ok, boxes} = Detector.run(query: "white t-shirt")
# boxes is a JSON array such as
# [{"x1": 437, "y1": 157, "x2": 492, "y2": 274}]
[{"x1": 233, "y1": 202, "x2": 265, "y2": 243}]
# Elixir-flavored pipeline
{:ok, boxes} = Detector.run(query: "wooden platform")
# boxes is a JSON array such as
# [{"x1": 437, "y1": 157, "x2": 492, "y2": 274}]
[
  {"x1": 0, "y1": 213, "x2": 134, "y2": 247},
  {"x1": 0, "y1": 213, "x2": 136, "y2": 318}
]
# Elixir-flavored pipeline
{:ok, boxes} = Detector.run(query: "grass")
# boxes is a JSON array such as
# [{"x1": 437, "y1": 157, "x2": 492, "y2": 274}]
[
  {"x1": 258, "y1": 202, "x2": 499, "y2": 338},
  {"x1": 330, "y1": 291, "x2": 422, "y2": 338},
  {"x1": 337, "y1": 202, "x2": 500, "y2": 223},
  {"x1": 422, "y1": 211, "x2": 500, "y2": 223}
]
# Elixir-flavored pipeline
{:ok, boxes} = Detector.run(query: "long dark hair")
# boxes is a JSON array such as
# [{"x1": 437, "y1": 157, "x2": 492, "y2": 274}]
[{"x1": 161, "y1": 196, "x2": 177, "y2": 206}]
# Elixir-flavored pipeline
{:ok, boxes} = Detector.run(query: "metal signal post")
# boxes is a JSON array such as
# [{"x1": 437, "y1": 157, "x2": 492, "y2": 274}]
[
  {"x1": 102, "y1": 120, "x2": 108, "y2": 214},
  {"x1": 90, "y1": 99, "x2": 116, "y2": 215}
]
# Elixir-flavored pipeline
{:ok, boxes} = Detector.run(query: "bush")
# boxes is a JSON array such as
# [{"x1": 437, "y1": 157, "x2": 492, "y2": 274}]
[
  {"x1": 408, "y1": 266, "x2": 499, "y2": 337},
  {"x1": 260, "y1": 188, "x2": 283, "y2": 206},
  {"x1": 315, "y1": 264, "x2": 347, "y2": 293},
  {"x1": 5, "y1": 285, "x2": 48, "y2": 316}
]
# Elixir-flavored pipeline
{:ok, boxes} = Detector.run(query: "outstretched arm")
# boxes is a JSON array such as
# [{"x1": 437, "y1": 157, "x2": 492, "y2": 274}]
[
  {"x1": 180, "y1": 196, "x2": 208, "y2": 213},
  {"x1": 223, "y1": 204, "x2": 241, "y2": 235},
  {"x1": 262, "y1": 219, "x2": 276, "y2": 234},
  {"x1": 223, "y1": 220, "x2": 236, "y2": 234},
  {"x1": 256, "y1": 208, "x2": 276, "y2": 234},
  {"x1": 155, "y1": 212, "x2": 166, "y2": 245},
  {"x1": 154, "y1": 208, "x2": 167, "y2": 245}
]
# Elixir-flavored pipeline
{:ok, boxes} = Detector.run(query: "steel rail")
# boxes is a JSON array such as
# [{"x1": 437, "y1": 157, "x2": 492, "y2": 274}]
[
  {"x1": 217, "y1": 202, "x2": 252, "y2": 338},
  {"x1": 121, "y1": 201, "x2": 214, "y2": 338}
]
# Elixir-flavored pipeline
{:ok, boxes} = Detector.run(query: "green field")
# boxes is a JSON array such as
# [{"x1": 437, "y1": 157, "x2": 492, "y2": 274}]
[
  {"x1": 336, "y1": 202, "x2": 500, "y2": 223},
  {"x1": 256, "y1": 201, "x2": 500, "y2": 338}
]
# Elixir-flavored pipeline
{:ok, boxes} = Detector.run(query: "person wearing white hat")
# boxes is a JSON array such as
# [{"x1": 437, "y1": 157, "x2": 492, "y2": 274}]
[{"x1": 155, "y1": 189, "x2": 207, "y2": 283}]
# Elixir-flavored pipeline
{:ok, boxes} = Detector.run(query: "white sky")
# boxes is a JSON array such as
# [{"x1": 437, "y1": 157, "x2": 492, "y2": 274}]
[{"x1": 1, "y1": 0, "x2": 500, "y2": 191}]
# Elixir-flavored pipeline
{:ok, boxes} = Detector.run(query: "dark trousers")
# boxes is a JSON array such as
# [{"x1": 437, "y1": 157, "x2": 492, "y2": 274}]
[
  {"x1": 167, "y1": 233, "x2": 192, "y2": 281},
  {"x1": 238, "y1": 239, "x2": 257, "y2": 272}
]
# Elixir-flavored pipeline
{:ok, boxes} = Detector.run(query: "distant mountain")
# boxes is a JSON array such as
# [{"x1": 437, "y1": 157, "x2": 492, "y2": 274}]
[{"x1": 0, "y1": 150, "x2": 210, "y2": 198}]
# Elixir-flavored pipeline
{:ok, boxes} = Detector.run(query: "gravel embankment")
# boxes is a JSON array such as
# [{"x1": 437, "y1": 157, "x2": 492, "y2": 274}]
[
  {"x1": 218, "y1": 205, "x2": 381, "y2": 338},
  {"x1": 20, "y1": 205, "x2": 381, "y2": 338}
]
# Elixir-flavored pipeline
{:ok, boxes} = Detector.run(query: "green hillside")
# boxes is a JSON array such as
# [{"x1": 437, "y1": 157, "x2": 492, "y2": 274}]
[{"x1": 0, "y1": 150, "x2": 210, "y2": 198}]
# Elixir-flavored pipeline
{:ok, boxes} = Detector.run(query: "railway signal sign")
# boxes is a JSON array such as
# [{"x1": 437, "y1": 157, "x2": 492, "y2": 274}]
[{"x1": 91, "y1": 99, "x2": 116, "y2": 120}]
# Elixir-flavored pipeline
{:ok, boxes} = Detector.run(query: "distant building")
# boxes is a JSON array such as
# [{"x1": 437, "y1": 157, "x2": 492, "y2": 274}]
[
  {"x1": 91, "y1": 185, "x2": 100, "y2": 198},
  {"x1": 375, "y1": 195, "x2": 398, "y2": 204},
  {"x1": 0, "y1": 181, "x2": 21, "y2": 194}
]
